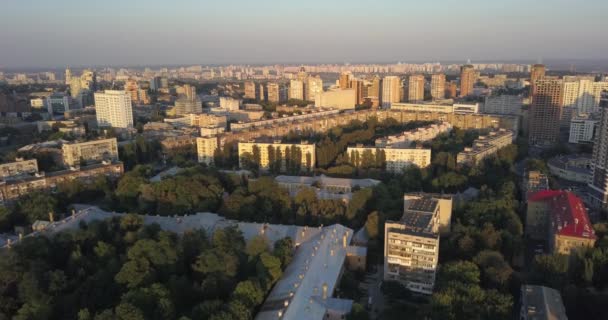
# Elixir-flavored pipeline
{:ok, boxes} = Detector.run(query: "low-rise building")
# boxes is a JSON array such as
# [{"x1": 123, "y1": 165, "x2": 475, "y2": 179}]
[
  {"x1": 275, "y1": 175, "x2": 380, "y2": 202},
  {"x1": 456, "y1": 129, "x2": 514, "y2": 166},
  {"x1": 375, "y1": 122, "x2": 452, "y2": 148},
  {"x1": 391, "y1": 102, "x2": 479, "y2": 114},
  {"x1": 526, "y1": 190, "x2": 596, "y2": 255},
  {"x1": 569, "y1": 114, "x2": 599, "y2": 144},
  {"x1": 519, "y1": 285, "x2": 567, "y2": 320},
  {"x1": 61, "y1": 138, "x2": 119, "y2": 167},
  {"x1": 0, "y1": 158, "x2": 38, "y2": 180},
  {"x1": 548, "y1": 154, "x2": 592, "y2": 183},
  {"x1": 347, "y1": 146, "x2": 431, "y2": 173},
  {"x1": 160, "y1": 135, "x2": 196, "y2": 153},
  {"x1": 0, "y1": 161, "x2": 124, "y2": 203},
  {"x1": 238, "y1": 141, "x2": 316, "y2": 172},
  {"x1": 384, "y1": 195, "x2": 446, "y2": 295}
]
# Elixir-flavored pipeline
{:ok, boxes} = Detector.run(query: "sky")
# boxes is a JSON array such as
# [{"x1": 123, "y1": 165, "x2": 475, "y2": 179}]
[{"x1": 1, "y1": 0, "x2": 607, "y2": 68}]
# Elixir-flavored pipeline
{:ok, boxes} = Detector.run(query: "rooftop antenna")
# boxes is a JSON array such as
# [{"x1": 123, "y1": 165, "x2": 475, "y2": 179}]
[{"x1": 466, "y1": 59, "x2": 472, "y2": 64}]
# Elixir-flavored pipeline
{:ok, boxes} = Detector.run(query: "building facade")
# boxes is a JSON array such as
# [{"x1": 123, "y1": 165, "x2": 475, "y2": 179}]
[
  {"x1": 94, "y1": 90, "x2": 134, "y2": 128},
  {"x1": 315, "y1": 89, "x2": 356, "y2": 110},
  {"x1": 0, "y1": 158, "x2": 38, "y2": 180},
  {"x1": 382, "y1": 76, "x2": 402, "y2": 108},
  {"x1": 528, "y1": 79, "x2": 563, "y2": 147},
  {"x1": 407, "y1": 74, "x2": 425, "y2": 102},
  {"x1": 196, "y1": 136, "x2": 219, "y2": 165},
  {"x1": 456, "y1": 129, "x2": 514, "y2": 165},
  {"x1": 459, "y1": 65, "x2": 476, "y2": 97},
  {"x1": 482, "y1": 95, "x2": 523, "y2": 115},
  {"x1": 430, "y1": 74, "x2": 446, "y2": 100},
  {"x1": 347, "y1": 146, "x2": 431, "y2": 173},
  {"x1": 238, "y1": 141, "x2": 316, "y2": 172},
  {"x1": 62, "y1": 138, "x2": 119, "y2": 167}
]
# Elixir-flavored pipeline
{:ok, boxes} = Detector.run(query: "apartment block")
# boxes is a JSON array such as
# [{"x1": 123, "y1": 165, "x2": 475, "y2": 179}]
[
  {"x1": 94, "y1": 90, "x2": 134, "y2": 128},
  {"x1": 456, "y1": 129, "x2": 513, "y2": 166},
  {"x1": 482, "y1": 95, "x2": 523, "y2": 115},
  {"x1": 430, "y1": 74, "x2": 446, "y2": 100},
  {"x1": 569, "y1": 114, "x2": 598, "y2": 144},
  {"x1": 314, "y1": 89, "x2": 356, "y2": 110},
  {"x1": 347, "y1": 146, "x2": 431, "y2": 173},
  {"x1": 528, "y1": 79, "x2": 563, "y2": 147},
  {"x1": 238, "y1": 141, "x2": 316, "y2": 172},
  {"x1": 62, "y1": 138, "x2": 119, "y2": 167},
  {"x1": 0, "y1": 158, "x2": 39, "y2": 180},
  {"x1": 375, "y1": 122, "x2": 452, "y2": 148},
  {"x1": 384, "y1": 195, "x2": 443, "y2": 294},
  {"x1": 196, "y1": 136, "x2": 219, "y2": 165}
]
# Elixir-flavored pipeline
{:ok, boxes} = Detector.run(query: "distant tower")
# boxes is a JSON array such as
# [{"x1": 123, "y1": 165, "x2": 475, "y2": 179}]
[
  {"x1": 459, "y1": 65, "x2": 476, "y2": 97},
  {"x1": 528, "y1": 79, "x2": 563, "y2": 147},
  {"x1": 431, "y1": 74, "x2": 446, "y2": 100},
  {"x1": 65, "y1": 67, "x2": 72, "y2": 85},
  {"x1": 530, "y1": 64, "x2": 546, "y2": 96},
  {"x1": 407, "y1": 74, "x2": 425, "y2": 102}
]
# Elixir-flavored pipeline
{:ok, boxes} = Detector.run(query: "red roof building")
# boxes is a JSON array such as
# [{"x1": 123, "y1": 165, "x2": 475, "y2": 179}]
[{"x1": 527, "y1": 190, "x2": 596, "y2": 255}]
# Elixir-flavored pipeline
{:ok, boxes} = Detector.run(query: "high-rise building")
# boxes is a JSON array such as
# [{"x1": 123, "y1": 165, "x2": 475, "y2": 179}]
[
  {"x1": 562, "y1": 79, "x2": 608, "y2": 115},
  {"x1": 267, "y1": 82, "x2": 287, "y2": 103},
  {"x1": 259, "y1": 83, "x2": 267, "y2": 101},
  {"x1": 306, "y1": 76, "x2": 323, "y2": 101},
  {"x1": 124, "y1": 79, "x2": 140, "y2": 103},
  {"x1": 589, "y1": 95, "x2": 608, "y2": 208},
  {"x1": 314, "y1": 89, "x2": 356, "y2": 110},
  {"x1": 339, "y1": 72, "x2": 352, "y2": 89},
  {"x1": 174, "y1": 99, "x2": 203, "y2": 115},
  {"x1": 407, "y1": 74, "x2": 425, "y2": 102},
  {"x1": 350, "y1": 79, "x2": 364, "y2": 105},
  {"x1": 94, "y1": 90, "x2": 134, "y2": 129},
  {"x1": 530, "y1": 64, "x2": 546, "y2": 96},
  {"x1": 382, "y1": 76, "x2": 401, "y2": 108},
  {"x1": 244, "y1": 81, "x2": 258, "y2": 100},
  {"x1": 430, "y1": 74, "x2": 446, "y2": 100},
  {"x1": 384, "y1": 194, "x2": 452, "y2": 294},
  {"x1": 65, "y1": 68, "x2": 72, "y2": 85},
  {"x1": 445, "y1": 81, "x2": 457, "y2": 99},
  {"x1": 459, "y1": 65, "x2": 476, "y2": 97},
  {"x1": 289, "y1": 79, "x2": 305, "y2": 101},
  {"x1": 528, "y1": 79, "x2": 563, "y2": 147}
]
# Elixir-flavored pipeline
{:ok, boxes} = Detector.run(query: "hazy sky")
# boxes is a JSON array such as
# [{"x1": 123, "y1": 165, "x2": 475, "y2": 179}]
[{"x1": 1, "y1": 0, "x2": 607, "y2": 68}]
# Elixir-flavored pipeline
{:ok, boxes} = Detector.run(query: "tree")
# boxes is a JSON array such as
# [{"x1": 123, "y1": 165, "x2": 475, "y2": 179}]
[
  {"x1": 364, "y1": 211, "x2": 381, "y2": 240},
  {"x1": 256, "y1": 253, "x2": 282, "y2": 290},
  {"x1": 15, "y1": 192, "x2": 58, "y2": 224},
  {"x1": 232, "y1": 280, "x2": 264, "y2": 308},
  {"x1": 273, "y1": 237, "x2": 294, "y2": 268},
  {"x1": 192, "y1": 249, "x2": 239, "y2": 278},
  {"x1": 246, "y1": 235, "x2": 270, "y2": 258}
]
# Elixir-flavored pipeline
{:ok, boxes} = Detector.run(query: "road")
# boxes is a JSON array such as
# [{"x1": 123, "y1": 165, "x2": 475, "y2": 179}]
[{"x1": 359, "y1": 264, "x2": 385, "y2": 318}]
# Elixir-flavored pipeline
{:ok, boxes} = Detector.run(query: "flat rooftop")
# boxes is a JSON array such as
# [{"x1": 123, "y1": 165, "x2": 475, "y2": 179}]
[{"x1": 406, "y1": 197, "x2": 438, "y2": 214}]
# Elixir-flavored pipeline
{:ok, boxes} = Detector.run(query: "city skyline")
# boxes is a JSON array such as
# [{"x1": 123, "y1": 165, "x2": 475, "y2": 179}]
[{"x1": 1, "y1": 0, "x2": 607, "y2": 68}]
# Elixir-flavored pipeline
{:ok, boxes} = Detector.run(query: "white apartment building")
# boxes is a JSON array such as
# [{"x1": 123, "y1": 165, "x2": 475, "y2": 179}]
[
  {"x1": 569, "y1": 115, "x2": 598, "y2": 144},
  {"x1": 196, "y1": 136, "x2": 219, "y2": 165},
  {"x1": 94, "y1": 90, "x2": 134, "y2": 128},
  {"x1": 562, "y1": 79, "x2": 608, "y2": 115},
  {"x1": 391, "y1": 102, "x2": 479, "y2": 114},
  {"x1": 290, "y1": 79, "x2": 305, "y2": 100},
  {"x1": 347, "y1": 146, "x2": 431, "y2": 173},
  {"x1": 375, "y1": 122, "x2": 452, "y2": 148},
  {"x1": 482, "y1": 95, "x2": 523, "y2": 115},
  {"x1": 382, "y1": 76, "x2": 402, "y2": 108},
  {"x1": 384, "y1": 195, "x2": 449, "y2": 295},
  {"x1": 238, "y1": 141, "x2": 316, "y2": 172},
  {"x1": 62, "y1": 138, "x2": 119, "y2": 167},
  {"x1": 456, "y1": 129, "x2": 514, "y2": 165}
]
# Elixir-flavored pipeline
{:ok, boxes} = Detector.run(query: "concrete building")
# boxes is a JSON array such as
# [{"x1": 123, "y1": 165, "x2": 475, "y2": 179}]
[
  {"x1": 244, "y1": 81, "x2": 258, "y2": 100},
  {"x1": 196, "y1": 136, "x2": 219, "y2": 165},
  {"x1": 62, "y1": 138, "x2": 119, "y2": 167},
  {"x1": 290, "y1": 79, "x2": 305, "y2": 101},
  {"x1": 46, "y1": 93, "x2": 72, "y2": 115},
  {"x1": 0, "y1": 158, "x2": 38, "y2": 180},
  {"x1": 456, "y1": 129, "x2": 514, "y2": 165},
  {"x1": 186, "y1": 113, "x2": 227, "y2": 129},
  {"x1": 230, "y1": 108, "x2": 339, "y2": 132},
  {"x1": 94, "y1": 90, "x2": 134, "y2": 129},
  {"x1": 520, "y1": 285, "x2": 567, "y2": 320},
  {"x1": 530, "y1": 64, "x2": 546, "y2": 96},
  {"x1": 407, "y1": 74, "x2": 425, "y2": 102},
  {"x1": 528, "y1": 79, "x2": 563, "y2": 147},
  {"x1": 275, "y1": 175, "x2": 380, "y2": 203},
  {"x1": 384, "y1": 195, "x2": 444, "y2": 294},
  {"x1": 315, "y1": 89, "x2": 356, "y2": 110},
  {"x1": 569, "y1": 114, "x2": 598, "y2": 144},
  {"x1": 523, "y1": 170, "x2": 549, "y2": 203},
  {"x1": 382, "y1": 76, "x2": 402, "y2": 108},
  {"x1": 347, "y1": 145, "x2": 431, "y2": 173},
  {"x1": 482, "y1": 95, "x2": 523, "y2": 115},
  {"x1": 0, "y1": 162, "x2": 123, "y2": 203},
  {"x1": 267, "y1": 82, "x2": 287, "y2": 103},
  {"x1": 430, "y1": 74, "x2": 446, "y2": 100},
  {"x1": 306, "y1": 76, "x2": 323, "y2": 101},
  {"x1": 588, "y1": 96, "x2": 608, "y2": 208},
  {"x1": 219, "y1": 97, "x2": 241, "y2": 111},
  {"x1": 526, "y1": 190, "x2": 596, "y2": 255},
  {"x1": 548, "y1": 154, "x2": 592, "y2": 183},
  {"x1": 459, "y1": 65, "x2": 476, "y2": 97},
  {"x1": 173, "y1": 98, "x2": 203, "y2": 115},
  {"x1": 339, "y1": 72, "x2": 352, "y2": 89},
  {"x1": 391, "y1": 102, "x2": 479, "y2": 114},
  {"x1": 404, "y1": 193, "x2": 453, "y2": 234},
  {"x1": 238, "y1": 141, "x2": 316, "y2": 172},
  {"x1": 375, "y1": 122, "x2": 452, "y2": 148},
  {"x1": 562, "y1": 79, "x2": 608, "y2": 115}
]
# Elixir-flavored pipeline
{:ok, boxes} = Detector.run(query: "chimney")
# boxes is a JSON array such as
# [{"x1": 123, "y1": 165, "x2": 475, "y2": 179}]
[
  {"x1": 48, "y1": 211, "x2": 54, "y2": 223},
  {"x1": 322, "y1": 282, "x2": 328, "y2": 299},
  {"x1": 343, "y1": 232, "x2": 348, "y2": 248}
]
